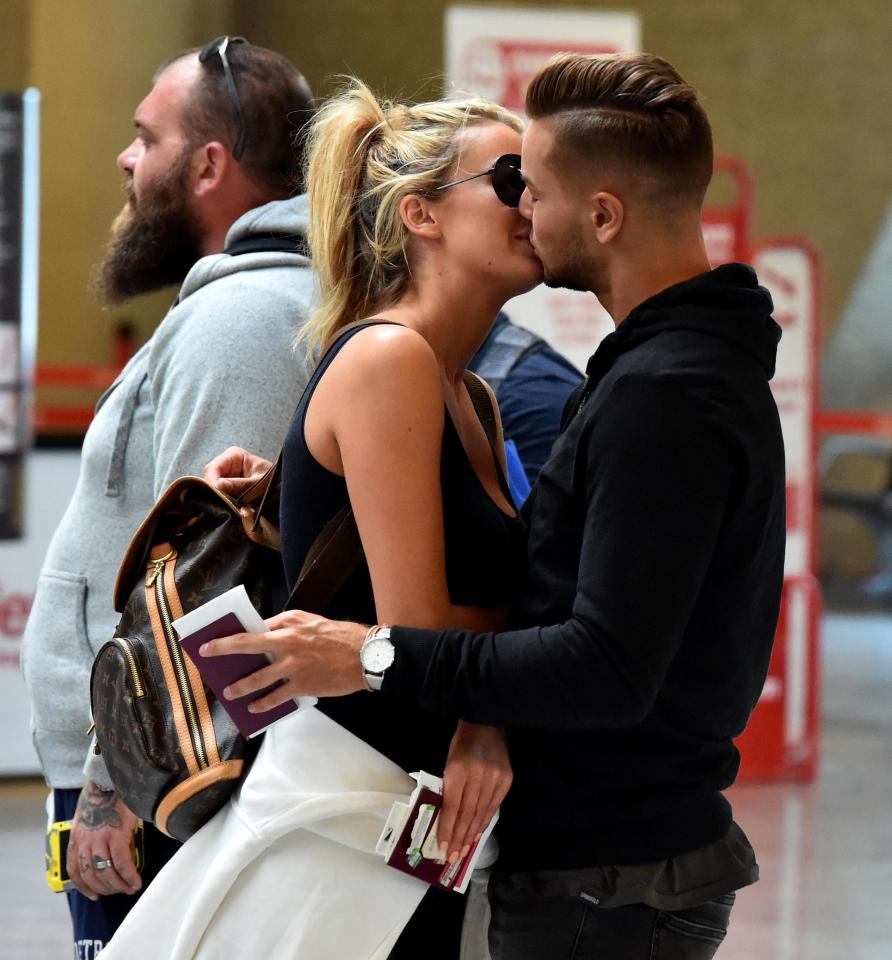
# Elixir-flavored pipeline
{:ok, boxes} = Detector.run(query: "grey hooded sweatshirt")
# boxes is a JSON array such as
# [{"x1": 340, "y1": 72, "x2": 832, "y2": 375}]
[{"x1": 21, "y1": 195, "x2": 315, "y2": 789}]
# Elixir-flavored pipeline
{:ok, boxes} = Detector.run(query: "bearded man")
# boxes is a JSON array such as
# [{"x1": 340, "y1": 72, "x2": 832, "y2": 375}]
[{"x1": 21, "y1": 37, "x2": 315, "y2": 956}]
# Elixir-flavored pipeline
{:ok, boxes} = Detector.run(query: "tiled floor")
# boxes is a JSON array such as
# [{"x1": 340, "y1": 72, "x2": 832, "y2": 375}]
[
  {"x1": 1, "y1": 612, "x2": 890, "y2": 959},
  {"x1": 0, "y1": 780, "x2": 70, "y2": 958},
  {"x1": 721, "y1": 612, "x2": 892, "y2": 960}
]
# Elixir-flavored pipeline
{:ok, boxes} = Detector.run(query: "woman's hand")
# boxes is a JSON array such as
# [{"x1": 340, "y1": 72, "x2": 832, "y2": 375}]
[
  {"x1": 204, "y1": 446, "x2": 272, "y2": 497},
  {"x1": 437, "y1": 721, "x2": 513, "y2": 864}
]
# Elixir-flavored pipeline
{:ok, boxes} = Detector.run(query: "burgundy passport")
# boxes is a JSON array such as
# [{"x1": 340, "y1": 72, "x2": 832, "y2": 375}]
[{"x1": 178, "y1": 612, "x2": 297, "y2": 738}]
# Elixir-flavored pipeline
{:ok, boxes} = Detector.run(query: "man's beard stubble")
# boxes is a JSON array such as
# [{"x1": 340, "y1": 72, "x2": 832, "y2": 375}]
[
  {"x1": 541, "y1": 245, "x2": 593, "y2": 294},
  {"x1": 533, "y1": 229, "x2": 595, "y2": 295},
  {"x1": 94, "y1": 150, "x2": 204, "y2": 306},
  {"x1": 543, "y1": 265, "x2": 590, "y2": 293}
]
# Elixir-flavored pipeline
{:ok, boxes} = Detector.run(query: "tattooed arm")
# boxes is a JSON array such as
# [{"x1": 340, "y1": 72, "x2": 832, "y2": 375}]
[{"x1": 66, "y1": 780, "x2": 142, "y2": 900}]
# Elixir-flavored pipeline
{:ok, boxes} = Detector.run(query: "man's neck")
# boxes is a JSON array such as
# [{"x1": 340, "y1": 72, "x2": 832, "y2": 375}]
[
  {"x1": 374, "y1": 270, "x2": 511, "y2": 387},
  {"x1": 597, "y1": 234, "x2": 711, "y2": 327},
  {"x1": 199, "y1": 223, "x2": 235, "y2": 257},
  {"x1": 197, "y1": 190, "x2": 281, "y2": 257}
]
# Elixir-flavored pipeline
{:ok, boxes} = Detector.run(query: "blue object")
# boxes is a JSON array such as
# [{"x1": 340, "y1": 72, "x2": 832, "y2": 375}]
[
  {"x1": 505, "y1": 439, "x2": 532, "y2": 506},
  {"x1": 470, "y1": 313, "x2": 583, "y2": 485}
]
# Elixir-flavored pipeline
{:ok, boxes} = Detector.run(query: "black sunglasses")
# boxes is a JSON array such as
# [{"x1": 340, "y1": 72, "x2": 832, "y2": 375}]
[
  {"x1": 198, "y1": 36, "x2": 248, "y2": 161},
  {"x1": 436, "y1": 153, "x2": 525, "y2": 208}
]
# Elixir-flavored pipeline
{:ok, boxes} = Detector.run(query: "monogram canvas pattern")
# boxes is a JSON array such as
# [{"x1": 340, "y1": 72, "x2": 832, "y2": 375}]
[{"x1": 90, "y1": 479, "x2": 279, "y2": 840}]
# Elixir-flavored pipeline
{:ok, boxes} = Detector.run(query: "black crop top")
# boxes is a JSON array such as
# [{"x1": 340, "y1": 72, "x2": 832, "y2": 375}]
[{"x1": 279, "y1": 322, "x2": 527, "y2": 773}]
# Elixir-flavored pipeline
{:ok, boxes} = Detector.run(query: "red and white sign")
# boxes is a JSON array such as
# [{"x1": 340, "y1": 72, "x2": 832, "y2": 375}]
[
  {"x1": 735, "y1": 238, "x2": 822, "y2": 782},
  {"x1": 754, "y1": 239, "x2": 822, "y2": 578},
  {"x1": 736, "y1": 574, "x2": 821, "y2": 782},
  {"x1": 445, "y1": 6, "x2": 640, "y2": 372},
  {"x1": 446, "y1": 6, "x2": 641, "y2": 114},
  {"x1": 703, "y1": 155, "x2": 753, "y2": 267},
  {"x1": 455, "y1": 37, "x2": 623, "y2": 115}
]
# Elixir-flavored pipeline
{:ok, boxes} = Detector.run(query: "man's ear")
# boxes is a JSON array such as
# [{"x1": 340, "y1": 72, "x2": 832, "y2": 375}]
[
  {"x1": 588, "y1": 191, "x2": 623, "y2": 245},
  {"x1": 192, "y1": 141, "x2": 230, "y2": 199},
  {"x1": 399, "y1": 194, "x2": 442, "y2": 240}
]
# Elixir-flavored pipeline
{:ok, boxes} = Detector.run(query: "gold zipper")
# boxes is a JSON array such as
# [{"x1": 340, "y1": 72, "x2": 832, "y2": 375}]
[
  {"x1": 152, "y1": 560, "x2": 209, "y2": 769},
  {"x1": 146, "y1": 549, "x2": 175, "y2": 587},
  {"x1": 112, "y1": 636, "x2": 146, "y2": 698}
]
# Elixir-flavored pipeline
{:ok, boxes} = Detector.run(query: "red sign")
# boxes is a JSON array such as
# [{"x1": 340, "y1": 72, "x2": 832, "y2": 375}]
[
  {"x1": 702, "y1": 155, "x2": 753, "y2": 266},
  {"x1": 735, "y1": 238, "x2": 822, "y2": 783},
  {"x1": 457, "y1": 39, "x2": 619, "y2": 112},
  {"x1": 736, "y1": 575, "x2": 821, "y2": 781}
]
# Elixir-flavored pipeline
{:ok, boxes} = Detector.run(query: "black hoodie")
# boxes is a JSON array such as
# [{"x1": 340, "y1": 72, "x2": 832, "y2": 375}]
[{"x1": 385, "y1": 263, "x2": 786, "y2": 869}]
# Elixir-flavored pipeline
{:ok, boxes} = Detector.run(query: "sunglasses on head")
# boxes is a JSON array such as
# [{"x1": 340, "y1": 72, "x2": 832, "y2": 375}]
[
  {"x1": 198, "y1": 36, "x2": 248, "y2": 161},
  {"x1": 436, "y1": 153, "x2": 525, "y2": 208}
]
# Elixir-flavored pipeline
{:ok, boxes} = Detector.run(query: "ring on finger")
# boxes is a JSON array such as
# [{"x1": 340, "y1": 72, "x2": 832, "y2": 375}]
[{"x1": 93, "y1": 857, "x2": 113, "y2": 872}]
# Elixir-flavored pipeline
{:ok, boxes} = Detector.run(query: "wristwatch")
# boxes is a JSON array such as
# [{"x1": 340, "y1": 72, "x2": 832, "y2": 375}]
[{"x1": 360, "y1": 625, "x2": 395, "y2": 692}]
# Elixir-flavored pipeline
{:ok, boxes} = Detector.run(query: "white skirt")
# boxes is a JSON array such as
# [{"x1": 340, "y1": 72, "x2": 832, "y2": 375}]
[{"x1": 101, "y1": 706, "x2": 429, "y2": 960}]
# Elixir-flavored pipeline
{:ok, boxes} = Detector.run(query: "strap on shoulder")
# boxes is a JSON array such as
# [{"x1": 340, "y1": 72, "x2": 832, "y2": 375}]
[
  {"x1": 462, "y1": 371, "x2": 499, "y2": 452},
  {"x1": 463, "y1": 371, "x2": 515, "y2": 507},
  {"x1": 284, "y1": 503, "x2": 362, "y2": 612}
]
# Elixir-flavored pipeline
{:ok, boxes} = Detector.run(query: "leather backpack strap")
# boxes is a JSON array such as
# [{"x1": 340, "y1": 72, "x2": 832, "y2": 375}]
[
  {"x1": 463, "y1": 371, "x2": 515, "y2": 506},
  {"x1": 463, "y1": 371, "x2": 500, "y2": 452},
  {"x1": 284, "y1": 504, "x2": 362, "y2": 612},
  {"x1": 235, "y1": 457, "x2": 360, "y2": 612},
  {"x1": 233, "y1": 453, "x2": 283, "y2": 534},
  {"x1": 236, "y1": 452, "x2": 281, "y2": 506}
]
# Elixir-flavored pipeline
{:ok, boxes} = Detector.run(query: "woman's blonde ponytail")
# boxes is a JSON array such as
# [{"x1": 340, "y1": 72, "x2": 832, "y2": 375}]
[
  {"x1": 301, "y1": 82, "x2": 387, "y2": 353},
  {"x1": 299, "y1": 80, "x2": 523, "y2": 355}
]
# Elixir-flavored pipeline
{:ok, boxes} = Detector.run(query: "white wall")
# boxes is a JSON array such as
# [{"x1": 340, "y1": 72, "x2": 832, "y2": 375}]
[
  {"x1": 0, "y1": 449, "x2": 80, "y2": 776},
  {"x1": 823, "y1": 201, "x2": 892, "y2": 411}
]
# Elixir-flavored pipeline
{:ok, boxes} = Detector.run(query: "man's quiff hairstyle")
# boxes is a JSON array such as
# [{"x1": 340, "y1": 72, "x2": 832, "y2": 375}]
[
  {"x1": 525, "y1": 53, "x2": 713, "y2": 209},
  {"x1": 159, "y1": 42, "x2": 315, "y2": 198}
]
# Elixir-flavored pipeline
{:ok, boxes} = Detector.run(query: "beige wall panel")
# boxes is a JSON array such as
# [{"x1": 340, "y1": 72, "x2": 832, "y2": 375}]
[
  {"x1": 0, "y1": 0, "x2": 30, "y2": 91},
  {"x1": 28, "y1": 0, "x2": 236, "y2": 374}
]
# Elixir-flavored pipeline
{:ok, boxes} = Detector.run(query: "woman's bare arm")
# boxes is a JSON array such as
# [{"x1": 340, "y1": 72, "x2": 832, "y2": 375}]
[
  {"x1": 307, "y1": 324, "x2": 501, "y2": 631},
  {"x1": 209, "y1": 324, "x2": 514, "y2": 859}
]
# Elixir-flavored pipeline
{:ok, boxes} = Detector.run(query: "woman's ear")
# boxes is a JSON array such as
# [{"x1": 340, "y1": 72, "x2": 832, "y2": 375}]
[
  {"x1": 399, "y1": 194, "x2": 442, "y2": 240},
  {"x1": 588, "y1": 191, "x2": 624, "y2": 245}
]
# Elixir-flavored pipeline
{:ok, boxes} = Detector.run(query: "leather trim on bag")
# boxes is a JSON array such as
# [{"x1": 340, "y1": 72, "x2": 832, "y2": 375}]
[
  {"x1": 114, "y1": 476, "x2": 280, "y2": 611},
  {"x1": 146, "y1": 553, "x2": 199, "y2": 777},
  {"x1": 239, "y1": 506, "x2": 282, "y2": 550},
  {"x1": 155, "y1": 759, "x2": 245, "y2": 836},
  {"x1": 164, "y1": 561, "x2": 221, "y2": 767}
]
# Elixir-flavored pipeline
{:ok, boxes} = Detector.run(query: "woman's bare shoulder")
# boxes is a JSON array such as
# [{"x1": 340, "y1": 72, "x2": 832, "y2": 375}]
[{"x1": 325, "y1": 322, "x2": 440, "y2": 389}]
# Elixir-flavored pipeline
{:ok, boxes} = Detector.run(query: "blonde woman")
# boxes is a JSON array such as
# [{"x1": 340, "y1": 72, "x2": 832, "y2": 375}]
[{"x1": 102, "y1": 81, "x2": 541, "y2": 960}]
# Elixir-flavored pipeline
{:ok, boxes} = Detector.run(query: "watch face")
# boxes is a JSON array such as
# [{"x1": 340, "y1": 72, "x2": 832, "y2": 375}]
[{"x1": 363, "y1": 637, "x2": 395, "y2": 673}]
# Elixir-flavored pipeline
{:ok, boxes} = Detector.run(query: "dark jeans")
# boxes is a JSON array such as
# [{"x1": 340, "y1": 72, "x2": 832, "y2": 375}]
[
  {"x1": 488, "y1": 870, "x2": 735, "y2": 960},
  {"x1": 54, "y1": 789, "x2": 181, "y2": 959}
]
